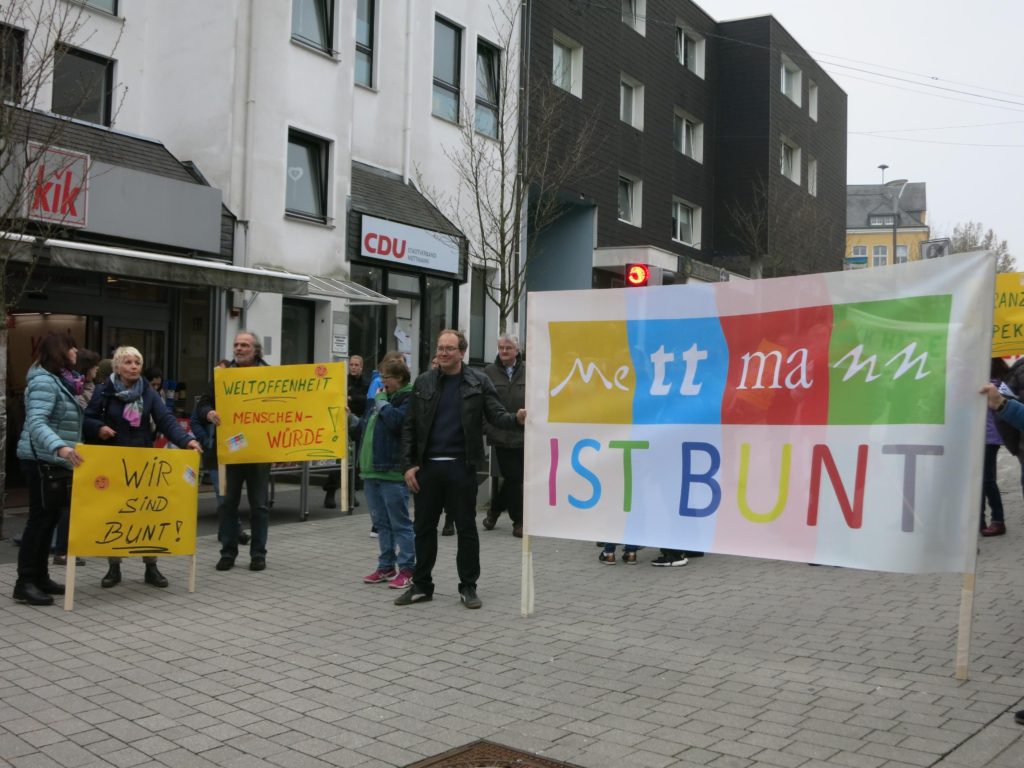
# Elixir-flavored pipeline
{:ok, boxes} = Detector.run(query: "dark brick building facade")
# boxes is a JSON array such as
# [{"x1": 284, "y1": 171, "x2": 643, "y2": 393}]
[{"x1": 523, "y1": 0, "x2": 846, "y2": 290}]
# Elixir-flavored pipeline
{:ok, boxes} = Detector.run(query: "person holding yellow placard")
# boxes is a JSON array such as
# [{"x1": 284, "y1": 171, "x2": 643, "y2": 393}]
[
  {"x1": 84, "y1": 346, "x2": 201, "y2": 588},
  {"x1": 196, "y1": 331, "x2": 272, "y2": 572}
]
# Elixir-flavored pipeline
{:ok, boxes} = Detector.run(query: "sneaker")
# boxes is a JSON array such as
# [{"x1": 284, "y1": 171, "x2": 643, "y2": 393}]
[
  {"x1": 364, "y1": 566, "x2": 398, "y2": 584},
  {"x1": 394, "y1": 585, "x2": 432, "y2": 605},
  {"x1": 459, "y1": 585, "x2": 482, "y2": 609},
  {"x1": 598, "y1": 551, "x2": 616, "y2": 564},
  {"x1": 370, "y1": 526, "x2": 378, "y2": 538},
  {"x1": 388, "y1": 569, "x2": 414, "y2": 589},
  {"x1": 652, "y1": 554, "x2": 688, "y2": 567},
  {"x1": 622, "y1": 551, "x2": 637, "y2": 564}
]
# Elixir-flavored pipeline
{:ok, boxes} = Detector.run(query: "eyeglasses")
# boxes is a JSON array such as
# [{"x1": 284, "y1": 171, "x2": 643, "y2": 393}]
[{"x1": 436, "y1": 346, "x2": 459, "y2": 353}]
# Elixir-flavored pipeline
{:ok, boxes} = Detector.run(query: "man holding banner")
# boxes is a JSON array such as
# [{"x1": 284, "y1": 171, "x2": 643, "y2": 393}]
[{"x1": 196, "y1": 331, "x2": 272, "y2": 572}]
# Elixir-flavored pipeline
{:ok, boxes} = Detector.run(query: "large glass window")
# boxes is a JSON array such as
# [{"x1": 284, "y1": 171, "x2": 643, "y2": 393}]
[
  {"x1": 675, "y1": 26, "x2": 705, "y2": 78},
  {"x1": 552, "y1": 32, "x2": 582, "y2": 97},
  {"x1": 286, "y1": 129, "x2": 329, "y2": 222},
  {"x1": 355, "y1": 0, "x2": 374, "y2": 86},
  {"x1": 432, "y1": 17, "x2": 461, "y2": 122},
  {"x1": 84, "y1": 0, "x2": 117, "y2": 12},
  {"x1": 619, "y1": 74, "x2": 643, "y2": 130},
  {"x1": 618, "y1": 175, "x2": 641, "y2": 226},
  {"x1": 673, "y1": 110, "x2": 703, "y2": 162},
  {"x1": 780, "y1": 136, "x2": 801, "y2": 185},
  {"x1": 281, "y1": 299, "x2": 315, "y2": 364},
  {"x1": 51, "y1": 45, "x2": 114, "y2": 126},
  {"x1": 895, "y1": 244, "x2": 908, "y2": 264},
  {"x1": 781, "y1": 54, "x2": 802, "y2": 106},
  {"x1": 873, "y1": 245, "x2": 888, "y2": 267},
  {"x1": 470, "y1": 267, "x2": 490, "y2": 362},
  {"x1": 672, "y1": 199, "x2": 701, "y2": 247},
  {"x1": 292, "y1": 0, "x2": 334, "y2": 53},
  {"x1": 0, "y1": 25, "x2": 24, "y2": 103},
  {"x1": 475, "y1": 40, "x2": 500, "y2": 139}
]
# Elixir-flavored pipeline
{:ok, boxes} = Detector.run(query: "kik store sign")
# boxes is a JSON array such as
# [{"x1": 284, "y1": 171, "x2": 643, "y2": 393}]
[
  {"x1": 24, "y1": 142, "x2": 89, "y2": 228},
  {"x1": 360, "y1": 214, "x2": 459, "y2": 275}
]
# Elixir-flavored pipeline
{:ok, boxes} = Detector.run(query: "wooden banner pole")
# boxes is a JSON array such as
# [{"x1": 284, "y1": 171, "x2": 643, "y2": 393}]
[
  {"x1": 63, "y1": 557, "x2": 75, "y2": 611},
  {"x1": 520, "y1": 533, "x2": 534, "y2": 617},
  {"x1": 955, "y1": 571, "x2": 975, "y2": 680}
]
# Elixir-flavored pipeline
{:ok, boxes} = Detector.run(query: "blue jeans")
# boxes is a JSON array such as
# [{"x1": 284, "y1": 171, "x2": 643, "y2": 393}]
[
  {"x1": 602, "y1": 543, "x2": 639, "y2": 554},
  {"x1": 219, "y1": 463, "x2": 270, "y2": 558},
  {"x1": 364, "y1": 479, "x2": 414, "y2": 571}
]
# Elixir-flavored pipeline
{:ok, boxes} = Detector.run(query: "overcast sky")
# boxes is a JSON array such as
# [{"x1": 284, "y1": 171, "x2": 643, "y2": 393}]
[{"x1": 701, "y1": 0, "x2": 1022, "y2": 260}]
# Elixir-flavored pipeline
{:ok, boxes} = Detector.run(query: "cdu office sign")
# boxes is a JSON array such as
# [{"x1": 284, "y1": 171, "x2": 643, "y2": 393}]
[{"x1": 24, "y1": 142, "x2": 89, "y2": 228}]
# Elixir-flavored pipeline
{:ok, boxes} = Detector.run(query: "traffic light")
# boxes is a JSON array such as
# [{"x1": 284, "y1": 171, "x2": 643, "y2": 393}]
[{"x1": 625, "y1": 263, "x2": 651, "y2": 287}]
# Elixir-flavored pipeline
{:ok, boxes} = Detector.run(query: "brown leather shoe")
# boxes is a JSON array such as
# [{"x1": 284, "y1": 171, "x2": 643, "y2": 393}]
[
  {"x1": 981, "y1": 522, "x2": 1006, "y2": 537},
  {"x1": 512, "y1": 524, "x2": 523, "y2": 538}
]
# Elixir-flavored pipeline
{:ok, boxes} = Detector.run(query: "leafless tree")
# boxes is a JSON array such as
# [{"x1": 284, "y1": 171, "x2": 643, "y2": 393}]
[
  {"x1": 419, "y1": 0, "x2": 601, "y2": 335},
  {"x1": 0, "y1": 0, "x2": 123, "y2": 536},
  {"x1": 725, "y1": 174, "x2": 841, "y2": 279},
  {"x1": 947, "y1": 221, "x2": 1015, "y2": 272}
]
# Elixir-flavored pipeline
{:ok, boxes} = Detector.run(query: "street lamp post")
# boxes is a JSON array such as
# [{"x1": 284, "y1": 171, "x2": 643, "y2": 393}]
[{"x1": 885, "y1": 178, "x2": 909, "y2": 265}]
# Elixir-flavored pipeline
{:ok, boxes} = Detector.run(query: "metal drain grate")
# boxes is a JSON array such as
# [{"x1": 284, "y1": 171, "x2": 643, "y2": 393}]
[{"x1": 404, "y1": 739, "x2": 584, "y2": 768}]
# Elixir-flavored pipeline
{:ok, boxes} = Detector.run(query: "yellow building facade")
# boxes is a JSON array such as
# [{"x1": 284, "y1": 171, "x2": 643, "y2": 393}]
[{"x1": 845, "y1": 183, "x2": 929, "y2": 269}]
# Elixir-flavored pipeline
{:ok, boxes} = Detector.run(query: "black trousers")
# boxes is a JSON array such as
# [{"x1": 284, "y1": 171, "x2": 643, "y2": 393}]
[
  {"x1": 491, "y1": 446, "x2": 524, "y2": 525},
  {"x1": 412, "y1": 460, "x2": 479, "y2": 594}
]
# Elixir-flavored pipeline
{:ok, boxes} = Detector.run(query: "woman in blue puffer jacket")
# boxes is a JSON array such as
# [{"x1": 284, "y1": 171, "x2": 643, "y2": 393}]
[{"x1": 15, "y1": 333, "x2": 84, "y2": 607}]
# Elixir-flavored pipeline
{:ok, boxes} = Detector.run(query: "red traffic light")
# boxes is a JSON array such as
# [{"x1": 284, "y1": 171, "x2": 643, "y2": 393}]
[{"x1": 625, "y1": 263, "x2": 651, "y2": 287}]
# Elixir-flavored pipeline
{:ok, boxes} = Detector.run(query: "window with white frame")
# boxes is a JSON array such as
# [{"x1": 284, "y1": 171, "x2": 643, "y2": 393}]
[
  {"x1": 675, "y1": 25, "x2": 705, "y2": 78},
  {"x1": 475, "y1": 40, "x2": 500, "y2": 138},
  {"x1": 0, "y1": 25, "x2": 24, "y2": 103},
  {"x1": 895, "y1": 244, "x2": 908, "y2": 264},
  {"x1": 552, "y1": 31, "x2": 582, "y2": 97},
  {"x1": 808, "y1": 80, "x2": 818, "y2": 121},
  {"x1": 807, "y1": 156, "x2": 818, "y2": 197},
  {"x1": 355, "y1": 0, "x2": 374, "y2": 86},
  {"x1": 286, "y1": 128, "x2": 330, "y2": 222},
  {"x1": 52, "y1": 45, "x2": 114, "y2": 126},
  {"x1": 673, "y1": 109, "x2": 703, "y2": 162},
  {"x1": 432, "y1": 17, "x2": 461, "y2": 122},
  {"x1": 869, "y1": 214, "x2": 894, "y2": 227},
  {"x1": 852, "y1": 245, "x2": 867, "y2": 259},
  {"x1": 872, "y1": 245, "x2": 888, "y2": 267},
  {"x1": 780, "y1": 136, "x2": 800, "y2": 184},
  {"x1": 619, "y1": 73, "x2": 644, "y2": 130},
  {"x1": 292, "y1": 0, "x2": 335, "y2": 54},
  {"x1": 618, "y1": 175, "x2": 641, "y2": 226},
  {"x1": 622, "y1": 0, "x2": 646, "y2": 35},
  {"x1": 780, "y1": 53, "x2": 801, "y2": 106},
  {"x1": 672, "y1": 198, "x2": 701, "y2": 247}
]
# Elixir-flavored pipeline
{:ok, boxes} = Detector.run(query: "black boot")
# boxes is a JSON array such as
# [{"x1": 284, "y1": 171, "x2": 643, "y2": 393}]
[
  {"x1": 441, "y1": 515, "x2": 455, "y2": 536},
  {"x1": 144, "y1": 563, "x2": 168, "y2": 588},
  {"x1": 13, "y1": 581, "x2": 54, "y2": 606},
  {"x1": 101, "y1": 563, "x2": 121, "y2": 588},
  {"x1": 324, "y1": 489, "x2": 337, "y2": 509}
]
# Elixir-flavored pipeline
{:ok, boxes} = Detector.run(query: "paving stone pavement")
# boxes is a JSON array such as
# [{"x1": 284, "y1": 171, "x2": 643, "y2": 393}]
[{"x1": 2, "y1": 456, "x2": 1024, "y2": 768}]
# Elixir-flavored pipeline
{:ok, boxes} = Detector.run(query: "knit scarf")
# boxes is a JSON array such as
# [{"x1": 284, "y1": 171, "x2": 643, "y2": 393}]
[
  {"x1": 111, "y1": 374, "x2": 145, "y2": 428},
  {"x1": 58, "y1": 367, "x2": 83, "y2": 396}
]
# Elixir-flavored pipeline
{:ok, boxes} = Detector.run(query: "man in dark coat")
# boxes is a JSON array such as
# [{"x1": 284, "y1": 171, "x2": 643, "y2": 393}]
[{"x1": 482, "y1": 334, "x2": 526, "y2": 537}]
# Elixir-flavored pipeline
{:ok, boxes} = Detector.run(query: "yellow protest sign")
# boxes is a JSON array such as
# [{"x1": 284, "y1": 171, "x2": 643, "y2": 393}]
[
  {"x1": 993, "y1": 272, "x2": 1024, "y2": 356},
  {"x1": 215, "y1": 362, "x2": 347, "y2": 463},
  {"x1": 68, "y1": 444, "x2": 199, "y2": 557}
]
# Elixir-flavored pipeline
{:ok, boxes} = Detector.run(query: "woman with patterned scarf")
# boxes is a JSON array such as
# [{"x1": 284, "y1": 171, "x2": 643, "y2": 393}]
[{"x1": 83, "y1": 346, "x2": 201, "y2": 590}]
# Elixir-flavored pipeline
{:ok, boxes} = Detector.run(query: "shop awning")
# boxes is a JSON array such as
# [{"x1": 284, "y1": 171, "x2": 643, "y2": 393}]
[
  {"x1": 3, "y1": 234, "x2": 309, "y2": 295},
  {"x1": 305, "y1": 275, "x2": 397, "y2": 306}
]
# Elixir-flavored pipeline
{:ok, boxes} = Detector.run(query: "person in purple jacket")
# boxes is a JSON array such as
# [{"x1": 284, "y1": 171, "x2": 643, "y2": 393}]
[
  {"x1": 981, "y1": 359, "x2": 1010, "y2": 536},
  {"x1": 84, "y1": 346, "x2": 201, "y2": 589}
]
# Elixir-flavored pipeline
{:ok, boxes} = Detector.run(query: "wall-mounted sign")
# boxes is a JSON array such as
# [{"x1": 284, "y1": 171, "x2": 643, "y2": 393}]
[
  {"x1": 360, "y1": 214, "x2": 459, "y2": 275},
  {"x1": 24, "y1": 142, "x2": 89, "y2": 228}
]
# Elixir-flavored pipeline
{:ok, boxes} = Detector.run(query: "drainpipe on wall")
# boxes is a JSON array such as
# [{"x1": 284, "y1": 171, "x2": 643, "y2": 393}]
[{"x1": 402, "y1": 0, "x2": 414, "y2": 183}]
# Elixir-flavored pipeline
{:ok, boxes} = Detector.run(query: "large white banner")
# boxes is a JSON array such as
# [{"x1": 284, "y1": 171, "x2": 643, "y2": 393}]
[{"x1": 524, "y1": 253, "x2": 995, "y2": 573}]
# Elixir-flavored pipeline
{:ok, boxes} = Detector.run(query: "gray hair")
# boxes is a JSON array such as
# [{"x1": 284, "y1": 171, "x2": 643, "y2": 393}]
[
  {"x1": 497, "y1": 334, "x2": 520, "y2": 349},
  {"x1": 235, "y1": 330, "x2": 263, "y2": 358}
]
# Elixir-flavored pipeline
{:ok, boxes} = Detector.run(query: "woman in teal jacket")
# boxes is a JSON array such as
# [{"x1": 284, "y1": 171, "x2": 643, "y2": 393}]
[{"x1": 15, "y1": 333, "x2": 84, "y2": 607}]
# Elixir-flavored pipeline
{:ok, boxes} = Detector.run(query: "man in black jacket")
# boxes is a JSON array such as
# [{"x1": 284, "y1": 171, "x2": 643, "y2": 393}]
[
  {"x1": 482, "y1": 335, "x2": 526, "y2": 537},
  {"x1": 396, "y1": 329, "x2": 525, "y2": 609},
  {"x1": 196, "y1": 331, "x2": 272, "y2": 573}
]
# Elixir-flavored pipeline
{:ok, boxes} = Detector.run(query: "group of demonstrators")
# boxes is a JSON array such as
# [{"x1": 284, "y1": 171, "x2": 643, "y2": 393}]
[{"x1": 13, "y1": 328, "x2": 526, "y2": 612}]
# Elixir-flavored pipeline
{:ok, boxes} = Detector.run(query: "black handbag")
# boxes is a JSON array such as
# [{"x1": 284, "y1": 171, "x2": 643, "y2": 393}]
[{"x1": 31, "y1": 443, "x2": 74, "y2": 509}]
